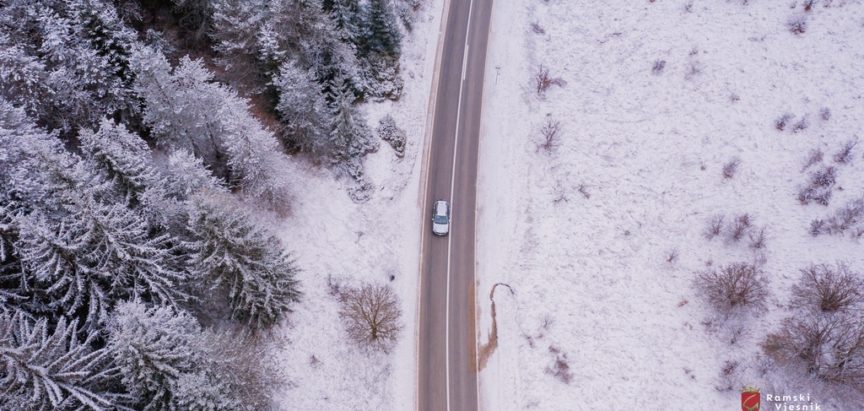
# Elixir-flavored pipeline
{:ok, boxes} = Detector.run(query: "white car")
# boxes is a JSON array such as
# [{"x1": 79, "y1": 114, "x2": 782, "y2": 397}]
[{"x1": 432, "y1": 200, "x2": 450, "y2": 236}]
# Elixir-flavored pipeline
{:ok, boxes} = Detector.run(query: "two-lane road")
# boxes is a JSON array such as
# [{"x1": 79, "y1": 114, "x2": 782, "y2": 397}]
[{"x1": 417, "y1": 0, "x2": 494, "y2": 410}]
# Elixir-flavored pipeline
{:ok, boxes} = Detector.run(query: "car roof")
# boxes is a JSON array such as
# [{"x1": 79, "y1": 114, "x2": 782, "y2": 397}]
[{"x1": 434, "y1": 200, "x2": 448, "y2": 214}]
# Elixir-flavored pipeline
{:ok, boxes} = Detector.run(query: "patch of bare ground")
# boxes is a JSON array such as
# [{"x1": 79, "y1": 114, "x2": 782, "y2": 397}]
[{"x1": 478, "y1": 283, "x2": 514, "y2": 370}]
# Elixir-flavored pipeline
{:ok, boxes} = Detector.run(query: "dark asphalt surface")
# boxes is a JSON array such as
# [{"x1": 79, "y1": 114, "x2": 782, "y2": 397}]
[{"x1": 417, "y1": 0, "x2": 493, "y2": 410}]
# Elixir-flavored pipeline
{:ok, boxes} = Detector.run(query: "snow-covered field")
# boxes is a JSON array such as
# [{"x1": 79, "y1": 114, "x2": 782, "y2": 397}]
[
  {"x1": 476, "y1": 1, "x2": 864, "y2": 409},
  {"x1": 270, "y1": 1, "x2": 443, "y2": 409}
]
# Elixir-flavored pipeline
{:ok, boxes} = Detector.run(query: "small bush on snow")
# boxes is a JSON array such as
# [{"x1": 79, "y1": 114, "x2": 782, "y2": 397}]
[
  {"x1": 704, "y1": 215, "x2": 725, "y2": 240},
  {"x1": 810, "y1": 198, "x2": 864, "y2": 238},
  {"x1": 798, "y1": 165, "x2": 836, "y2": 206},
  {"x1": 801, "y1": 148, "x2": 823, "y2": 172},
  {"x1": 792, "y1": 264, "x2": 864, "y2": 314},
  {"x1": 545, "y1": 345, "x2": 573, "y2": 384},
  {"x1": 534, "y1": 65, "x2": 565, "y2": 96},
  {"x1": 696, "y1": 263, "x2": 769, "y2": 313},
  {"x1": 728, "y1": 214, "x2": 752, "y2": 242},
  {"x1": 377, "y1": 114, "x2": 406, "y2": 158},
  {"x1": 788, "y1": 15, "x2": 808, "y2": 35},
  {"x1": 722, "y1": 157, "x2": 741, "y2": 179},
  {"x1": 834, "y1": 140, "x2": 858, "y2": 164}
]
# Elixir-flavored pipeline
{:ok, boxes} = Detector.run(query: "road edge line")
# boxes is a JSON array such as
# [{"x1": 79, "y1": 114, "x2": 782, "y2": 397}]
[{"x1": 415, "y1": 0, "x2": 451, "y2": 410}]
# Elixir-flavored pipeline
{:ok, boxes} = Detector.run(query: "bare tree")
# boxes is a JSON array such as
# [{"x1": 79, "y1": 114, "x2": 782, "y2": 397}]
[
  {"x1": 538, "y1": 119, "x2": 561, "y2": 153},
  {"x1": 340, "y1": 283, "x2": 403, "y2": 353},
  {"x1": 763, "y1": 314, "x2": 864, "y2": 386},
  {"x1": 792, "y1": 264, "x2": 864, "y2": 313},
  {"x1": 696, "y1": 263, "x2": 768, "y2": 313}
]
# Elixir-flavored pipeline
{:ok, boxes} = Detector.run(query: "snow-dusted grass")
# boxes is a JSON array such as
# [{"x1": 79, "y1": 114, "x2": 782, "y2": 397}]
[
  {"x1": 270, "y1": 1, "x2": 444, "y2": 409},
  {"x1": 477, "y1": 0, "x2": 864, "y2": 409}
]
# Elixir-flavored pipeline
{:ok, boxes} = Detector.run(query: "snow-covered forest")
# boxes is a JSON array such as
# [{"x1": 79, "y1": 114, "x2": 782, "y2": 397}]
[{"x1": 0, "y1": 0, "x2": 420, "y2": 409}]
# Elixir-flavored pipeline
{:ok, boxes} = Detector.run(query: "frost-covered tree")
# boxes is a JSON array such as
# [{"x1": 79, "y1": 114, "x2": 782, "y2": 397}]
[
  {"x1": 0, "y1": 311, "x2": 117, "y2": 410},
  {"x1": 16, "y1": 199, "x2": 186, "y2": 331},
  {"x1": 108, "y1": 301, "x2": 199, "y2": 410},
  {"x1": 132, "y1": 48, "x2": 292, "y2": 211},
  {"x1": 162, "y1": 150, "x2": 228, "y2": 201},
  {"x1": 272, "y1": 62, "x2": 331, "y2": 156},
  {"x1": 209, "y1": 0, "x2": 270, "y2": 87},
  {"x1": 172, "y1": 370, "x2": 240, "y2": 411},
  {"x1": 0, "y1": 0, "x2": 140, "y2": 132},
  {"x1": 328, "y1": 81, "x2": 378, "y2": 176},
  {"x1": 186, "y1": 194, "x2": 301, "y2": 329},
  {"x1": 80, "y1": 118, "x2": 161, "y2": 207},
  {"x1": 130, "y1": 48, "x2": 226, "y2": 170},
  {"x1": 217, "y1": 93, "x2": 294, "y2": 209},
  {"x1": 361, "y1": 0, "x2": 402, "y2": 60}
]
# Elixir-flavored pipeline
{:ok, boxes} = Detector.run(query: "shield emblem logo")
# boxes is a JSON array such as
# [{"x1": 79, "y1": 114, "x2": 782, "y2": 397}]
[{"x1": 741, "y1": 387, "x2": 760, "y2": 411}]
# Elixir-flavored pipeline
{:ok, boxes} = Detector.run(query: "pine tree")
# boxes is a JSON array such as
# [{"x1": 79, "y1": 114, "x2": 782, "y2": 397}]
[
  {"x1": 130, "y1": 48, "x2": 226, "y2": 170},
  {"x1": 0, "y1": 311, "x2": 117, "y2": 410},
  {"x1": 327, "y1": 79, "x2": 378, "y2": 176},
  {"x1": 362, "y1": 0, "x2": 402, "y2": 60},
  {"x1": 17, "y1": 199, "x2": 186, "y2": 331},
  {"x1": 186, "y1": 194, "x2": 301, "y2": 329},
  {"x1": 272, "y1": 61, "x2": 331, "y2": 156},
  {"x1": 80, "y1": 118, "x2": 161, "y2": 207},
  {"x1": 172, "y1": 370, "x2": 240, "y2": 411},
  {"x1": 162, "y1": 150, "x2": 227, "y2": 201},
  {"x1": 108, "y1": 301, "x2": 200, "y2": 410}
]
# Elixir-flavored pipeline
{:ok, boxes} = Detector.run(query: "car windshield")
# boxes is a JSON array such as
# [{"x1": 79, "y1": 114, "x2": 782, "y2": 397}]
[{"x1": 433, "y1": 215, "x2": 448, "y2": 224}]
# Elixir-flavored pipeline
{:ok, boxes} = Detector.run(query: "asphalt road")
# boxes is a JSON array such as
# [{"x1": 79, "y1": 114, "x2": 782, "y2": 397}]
[{"x1": 417, "y1": 0, "x2": 493, "y2": 410}]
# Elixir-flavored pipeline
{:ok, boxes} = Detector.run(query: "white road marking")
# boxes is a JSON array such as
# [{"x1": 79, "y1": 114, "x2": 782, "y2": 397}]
[{"x1": 446, "y1": 0, "x2": 476, "y2": 410}]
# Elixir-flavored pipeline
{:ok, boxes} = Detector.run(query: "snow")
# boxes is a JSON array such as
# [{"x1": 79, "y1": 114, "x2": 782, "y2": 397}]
[
  {"x1": 477, "y1": 0, "x2": 864, "y2": 409},
  {"x1": 270, "y1": 0, "x2": 444, "y2": 409}
]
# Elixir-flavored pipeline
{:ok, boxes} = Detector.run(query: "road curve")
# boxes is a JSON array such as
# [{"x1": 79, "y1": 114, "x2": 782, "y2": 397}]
[{"x1": 417, "y1": 0, "x2": 494, "y2": 410}]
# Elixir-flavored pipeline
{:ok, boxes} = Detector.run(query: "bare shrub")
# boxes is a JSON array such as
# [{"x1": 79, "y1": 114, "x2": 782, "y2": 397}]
[
  {"x1": 651, "y1": 60, "x2": 666, "y2": 75},
  {"x1": 763, "y1": 314, "x2": 864, "y2": 386},
  {"x1": 545, "y1": 345, "x2": 573, "y2": 384},
  {"x1": 377, "y1": 114, "x2": 406, "y2": 158},
  {"x1": 530, "y1": 22, "x2": 545, "y2": 34},
  {"x1": 749, "y1": 227, "x2": 766, "y2": 250},
  {"x1": 666, "y1": 249, "x2": 679, "y2": 264},
  {"x1": 801, "y1": 148, "x2": 823, "y2": 172},
  {"x1": 792, "y1": 117, "x2": 809, "y2": 133},
  {"x1": 788, "y1": 15, "x2": 808, "y2": 35},
  {"x1": 722, "y1": 158, "x2": 741, "y2": 179},
  {"x1": 696, "y1": 263, "x2": 768, "y2": 313},
  {"x1": 577, "y1": 184, "x2": 590, "y2": 199},
  {"x1": 716, "y1": 360, "x2": 740, "y2": 392},
  {"x1": 834, "y1": 140, "x2": 858, "y2": 164},
  {"x1": 705, "y1": 215, "x2": 724, "y2": 240},
  {"x1": 340, "y1": 283, "x2": 403, "y2": 353},
  {"x1": 538, "y1": 119, "x2": 561, "y2": 153},
  {"x1": 775, "y1": 113, "x2": 794, "y2": 131},
  {"x1": 820, "y1": 107, "x2": 831, "y2": 121},
  {"x1": 810, "y1": 218, "x2": 826, "y2": 236},
  {"x1": 798, "y1": 166, "x2": 836, "y2": 206},
  {"x1": 728, "y1": 214, "x2": 752, "y2": 242},
  {"x1": 803, "y1": 0, "x2": 816, "y2": 12},
  {"x1": 535, "y1": 65, "x2": 565, "y2": 95},
  {"x1": 792, "y1": 264, "x2": 864, "y2": 313},
  {"x1": 812, "y1": 199, "x2": 864, "y2": 237}
]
